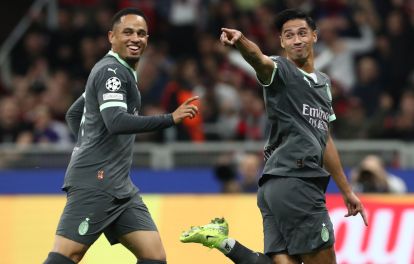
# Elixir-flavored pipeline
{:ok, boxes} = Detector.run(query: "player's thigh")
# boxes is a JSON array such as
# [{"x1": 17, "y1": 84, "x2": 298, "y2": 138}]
[
  {"x1": 271, "y1": 253, "x2": 301, "y2": 264},
  {"x1": 257, "y1": 184, "x2": 288, "y2": 255},
  {"x1": 56, "y1": 187, "x2": 118, "y2": 246},
  {"x1": 50, "y1": 235, "x2": 90, "y2": 263},
  {"x1": 299, "y1": 245, "x2": 336, "y2": 264},
  {"x1": 262, "y1": 177, "x2": 335, "y2": 256},
  {"x1": 106, "y1": 193, "x2": 165, "y2": 260},
  {"x1": 119, "y1": 230, "x2": 166, "y2": 260}
]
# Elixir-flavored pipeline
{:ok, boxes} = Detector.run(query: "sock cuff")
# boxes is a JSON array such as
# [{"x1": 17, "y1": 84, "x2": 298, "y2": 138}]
[{"x1": 219, "y1": 238, "x2": 236, "y2": 254}]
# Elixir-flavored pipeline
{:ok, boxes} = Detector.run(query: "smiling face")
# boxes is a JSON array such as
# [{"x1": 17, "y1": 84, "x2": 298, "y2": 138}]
[
  {"x1": 280, "y1": 19, "x2": 317, "y2": 65},
  {"x1": 108, "y1": 14, "x2": 148, "y2": 67}
]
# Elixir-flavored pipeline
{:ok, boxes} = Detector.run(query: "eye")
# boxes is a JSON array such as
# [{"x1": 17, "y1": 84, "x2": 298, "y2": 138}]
[
  {"x1": 123, "y1": 30, "x2": 133, "y2": 36},
  {"x1": 285, "y1": 33, "x2": 293, "y2": 39},
  {"x1": 137, "y1": 30, "x2": 147, "y2": 37}
]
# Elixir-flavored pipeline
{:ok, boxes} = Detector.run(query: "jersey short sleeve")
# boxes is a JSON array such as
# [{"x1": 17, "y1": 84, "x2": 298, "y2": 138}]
[
  {"x1": 257, "y1": 56, "x2": 289, "y2": 87},
  {"x1": 95, "y1": 65, "x2": 129, "y2": 113}
]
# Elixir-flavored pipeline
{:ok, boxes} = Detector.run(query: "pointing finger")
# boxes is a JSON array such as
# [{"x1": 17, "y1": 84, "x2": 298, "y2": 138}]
[
  {"x1": 221, "y1": 28, "x2": 233, "y2": 33},
  {"x1": 360, "y1": 207, "x2": 368, "y2": 226},
  {"x1": 183, "y1": 96, "x2": 199, "y2": 105}
]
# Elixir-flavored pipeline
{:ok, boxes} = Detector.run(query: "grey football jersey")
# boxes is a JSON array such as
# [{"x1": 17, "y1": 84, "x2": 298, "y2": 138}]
[
  {"x1": 63, "y1": 51, "x2": 173, "y2": 198},
  {"x1": 260, "y1": 56, "x2": 335, "y2": 180}
]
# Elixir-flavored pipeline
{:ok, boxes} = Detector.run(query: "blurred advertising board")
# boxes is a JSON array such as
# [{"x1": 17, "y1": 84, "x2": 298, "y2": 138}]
[
  {"x1": 328, "y1": 195, "x2": 414, "y2": 264},
  {"x1": 0, "y1": 195, "x2": 413, "y2": 263}
]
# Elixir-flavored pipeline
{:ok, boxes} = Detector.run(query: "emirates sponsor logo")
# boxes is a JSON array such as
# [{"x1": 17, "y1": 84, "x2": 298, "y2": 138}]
[{"x1": 302, "y1": 104, "x2": 329, "y2": 131}]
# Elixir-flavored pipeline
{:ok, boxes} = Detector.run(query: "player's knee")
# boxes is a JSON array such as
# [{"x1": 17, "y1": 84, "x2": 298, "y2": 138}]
[
  {"x1": 137, "y1": 259, "x2": 167, "y2": 264},
  {"x1": 44, "y1": 252, "x2": 76, "y2": 264}
]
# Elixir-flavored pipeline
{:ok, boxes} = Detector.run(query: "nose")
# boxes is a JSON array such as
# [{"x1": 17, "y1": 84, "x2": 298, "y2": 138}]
[
  {"x1": 130, "y1": 33, "x2": 140, "y2": 42},
  {"x1": 293, "y1": 35, "x2": 302, "y2": 45}
]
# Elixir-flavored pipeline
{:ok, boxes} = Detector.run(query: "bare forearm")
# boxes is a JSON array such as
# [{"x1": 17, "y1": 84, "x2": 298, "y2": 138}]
[
  {"x1": 235, "y1": 35, "x2": 266, "y2": 70},
  {"x1": 234, "y1": 35, "x2": 273, "y2": 82},
  {"x1": 324, "y1": 135, "x2": 352, "y2": 195},
  {"x1": 325, "y1": 135, "x2": 368, "y2": 226}
]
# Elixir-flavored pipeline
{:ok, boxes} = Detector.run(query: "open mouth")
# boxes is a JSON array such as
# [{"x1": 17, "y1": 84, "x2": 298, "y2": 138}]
[{"x1": 127, "y1": 45, "x2": 140, "y2": 54}]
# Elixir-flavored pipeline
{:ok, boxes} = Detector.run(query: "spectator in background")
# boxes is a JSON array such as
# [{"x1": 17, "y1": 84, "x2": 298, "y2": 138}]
[
  {"x1": 237, "y1": 153, "x2": 261, "y2": 193},
  {"x1": 11, "y1": 30, "x2": 48, "y2": 76},
  {"x1": 366, "y1": 89, "x2": 414, "y2": 140},
  {"x1": 352, "y1": 56, "x2": 384, "y2": 117},
  {"x1": 381, "y1": 9, "x2": 414, "y2": 103},
  {"x1": 47, "y1": 7, "x2": 78, "y2": 73},
  {"x1": 213, "y1": 152, "x2": 262, "y2": 193},
  {"x1": 315, "y1": 10, "x2": 375, "y2": 93},
  {"x1": 42, "y1": 70, "x2": 75, "y2": 121},
  {"x1": 332, "y1": 97, "x2": 368, "y2": 139},
  {"x1": 214, "y1": 153, "x2": 241, "y2": 193},
  {"x1": 387, "y1": 89, "x2": 414, "y2": 140},
  {"x1": 2, "y1": 0, "x2": 414, "y2": 145},
  {"x1": 237, "y1": 89, "x2": 266, "y2": 141},
  {"x1": 162, "y1": 58, "x2": 204, "y2": 141},
  {"x1": 30, "y1": 105, "x2": 72, "y2": 145},
  {"x1": 167, "y1": 0, "x2": 200, "y2": 57},
  {"x1": 0, "y1": 96, "x2": 33, "y2": 145},
  {"x1": 351, "y1": 155, "x2": 407, "y2": 193}
]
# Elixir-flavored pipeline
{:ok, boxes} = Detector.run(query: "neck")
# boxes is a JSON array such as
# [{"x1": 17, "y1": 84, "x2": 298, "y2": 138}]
[
  {"x1": 125, "y1": 58, "x2": 139, "y2": 70},
  {"x1": 287, "y1": 50, "x2": 315, "y2": 73}
]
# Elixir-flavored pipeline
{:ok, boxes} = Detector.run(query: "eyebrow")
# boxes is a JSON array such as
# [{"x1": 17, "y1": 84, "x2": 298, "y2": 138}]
[
  {"x1": 122, "y1": 27, "x2": 147, "y2": 33},
  {"x1": 283, "y1": 26, "x2": 308, "y2": 33}
]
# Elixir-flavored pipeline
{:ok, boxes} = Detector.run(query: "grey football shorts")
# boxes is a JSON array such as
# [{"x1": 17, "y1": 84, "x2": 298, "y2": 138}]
[
  {"x1": 56, "y1": 187, "x2": 157, "y2": 246},
  {"x1": 257, "y1": 176, "x2": 335, "y2": 256}
]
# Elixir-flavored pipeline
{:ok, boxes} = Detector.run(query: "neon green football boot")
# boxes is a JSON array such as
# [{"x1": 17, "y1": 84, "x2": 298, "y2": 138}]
[{"x1": 180, "y1": 217, "x2": 229, "y2": 249}]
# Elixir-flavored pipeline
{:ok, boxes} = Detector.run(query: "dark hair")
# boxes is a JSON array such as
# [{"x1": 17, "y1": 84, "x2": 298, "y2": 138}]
[
  {"x1": 110, "y1": 8, "x2": 147, "y2": 30},
  {"x1": 275, "y1": 9, "x2": 316, "y2": 32}
]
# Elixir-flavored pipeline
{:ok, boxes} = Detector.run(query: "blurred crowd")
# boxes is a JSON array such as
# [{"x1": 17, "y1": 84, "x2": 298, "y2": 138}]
[{"x1": 1, "y1": 0, "x2": 414, "y2": 146}]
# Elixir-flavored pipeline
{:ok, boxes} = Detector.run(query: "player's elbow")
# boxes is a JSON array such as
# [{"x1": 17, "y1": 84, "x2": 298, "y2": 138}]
[{"x1": 65, "y1": 110, "x2": 74, "y2": 124}]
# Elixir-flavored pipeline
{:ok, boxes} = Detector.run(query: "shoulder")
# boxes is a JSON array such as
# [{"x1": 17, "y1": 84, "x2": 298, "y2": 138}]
[
  {"x1": 92, "y1": 61, "x2": 131, "y2": 86},
  {"x1": 268, "y1": 55, "x2": 287, "y2": 64},
  {"x1": 94, "y1": 58, "x2": 129, "y2": 77},
  {"x1": 268, "y1": 56, "x2": 296, "y2": 74}
]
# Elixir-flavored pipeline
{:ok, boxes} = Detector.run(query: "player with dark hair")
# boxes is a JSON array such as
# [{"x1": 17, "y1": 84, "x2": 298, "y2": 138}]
[
  {"x1": 44, "y1": 8, "x2": 198, "y2": 264},
  {"x1": 180, "y1": 9, "x2": 367, "y2": 264}
]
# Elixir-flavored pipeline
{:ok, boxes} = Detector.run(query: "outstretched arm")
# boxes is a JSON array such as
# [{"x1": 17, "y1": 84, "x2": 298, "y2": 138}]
[
  {"x1": 220, "y1": 28, "x2": 275, "y2": 84},
  {"x1": 324, "y1": 134, "x2": 368, "y2": 226}
]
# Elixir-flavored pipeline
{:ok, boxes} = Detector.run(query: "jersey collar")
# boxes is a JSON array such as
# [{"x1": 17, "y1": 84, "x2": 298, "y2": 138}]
[
  {"x1": 297, "y1": 68, "x2": 318, "y2": 83},
  {"x1": 107, "y1": 50, "x2": 138, "y2": 82}
]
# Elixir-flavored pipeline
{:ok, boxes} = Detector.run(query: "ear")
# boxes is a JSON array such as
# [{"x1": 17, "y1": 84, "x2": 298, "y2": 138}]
[
  {"x1": 313, "y1": 30, "x2": 318, "y2": 43},
  {"x1": 280, "y1": 35, "x2": 285, "y2": 49},
  {"x1": 108, "y1": 31, "x2": 114, "y2": 44}
]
